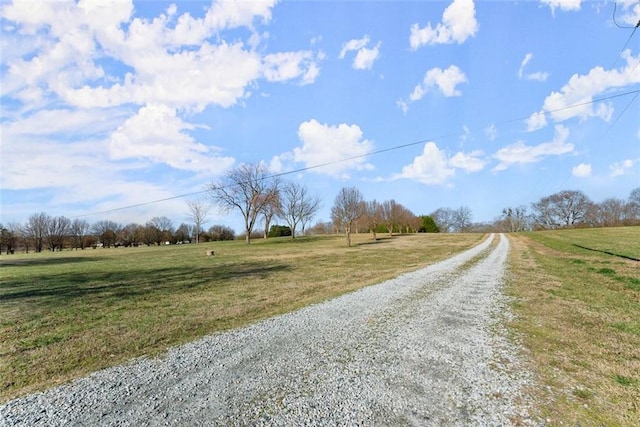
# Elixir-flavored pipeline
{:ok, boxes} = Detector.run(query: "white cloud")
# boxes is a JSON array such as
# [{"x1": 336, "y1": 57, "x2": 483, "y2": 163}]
[
  {"x1": 339, "y1": 36, "x2": 370, "y2": 58},
  {"x1": 616, "y1": 0, "x2": 640, "y2": 26},
  {"x1": 393, "y1": 142, "x2": 484, "y2": 185},
  {"x1": 450, "y1": 150, "x2": 486, "y2": 172},
  {"x1": 292, "y1": 119, "x2": 374, "y2": 177},
  {"x1": 397, "y1": 99, "x2": 409, "y2": 115},
  {"x1": 409, "y1": 65, "x2": 468, "y2": 101},
  {"x1": 395, "y1": 142, "x2": 455, "y2": 185},
  {"x1": 572, "y1": 163, "x2": 592, "y2": 177},
  {"x1": 532, "y1": 50, "x2": 640, "y2": 128},
  {"x1": 609, "y1": 159, "x2": 635, "y2": 177},
  {"x1": 410, "y1": 0, "x2": 478, "y2": 49},
  {"x1": 526, "y1": 110, "x2": 548, "y2": 132},
  {"x1": 493, "y1": 125, "x2": 574, "y2": 171},
  {"x1": 2, "y1": 107, "x2": 128, "y2": 137},
  {"x1": 485, "y1": 124, "x2": 498, "y2": 141},
  {"x1": 353, "y1": 42, "x2": 381, "y2": 70},
  {"x1": 339, "y1": 35, "x2": 381, "y2": 70},
  {"x1": 108, "y1": 104, "x2": 234, "y2": 173},
  {"x1": 263, "y1": 50, "x2": 321, "y2": 85},
  {"x1": 518, "y1": 53, "x2": 549, "y2": 82},
  {"x1": 1, "y1": 0, "x2": 320, "y2": 113},
  {"x1": 540, "y1": 0, "x2": 582, "y2": 15},
  {"x1": 0, "y1": 107, "x2": 133, "y2": 191}
]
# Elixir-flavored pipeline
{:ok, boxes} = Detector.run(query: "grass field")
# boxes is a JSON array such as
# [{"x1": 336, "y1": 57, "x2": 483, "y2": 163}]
[
  {"x1": 0, "y1": 232, "x2": 483, "y2": 402},
  {"x1": 507, "y1": 226, "x2": 640, "y2": 426},
  {"x1": 3, "y1": 228, "x2": 638, "y2": 425}
]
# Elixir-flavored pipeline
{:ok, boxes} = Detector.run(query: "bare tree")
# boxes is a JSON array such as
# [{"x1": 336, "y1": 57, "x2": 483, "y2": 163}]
[
  {"x1": 261, "y1": 193, "x2": 281, "y2": 239},
  {"x1": 331, "y1": 187, "x2": 365, "y2": 247},
  {"x1": 397, "y1": 204, "x2": 419, "y2": 233},
  {"x1": 45, "y1": 216, "x2": 70, "y2": 251},
  {"x1": 175, "y1": 223, "x2": 193, "y2": 244},
  {"x1": 599, "y1": 198, "x2": 631, "y2": 227},
  {"x1": 452, "y1": 206, "x2": 473, "y2": 232},
  {"x1": 501, "y1": 206, "x2": 528, "y2": 232},
  {"x1": 629, "y1": 187, "x2": 640, "y2": 220},
  {"x1": 207, "y1": 163, "x2": 280, "y2": 244},
  {"x1": 92, "y1": 220, "x2": 121, "y2": 248},
  {"x1": 147, "y1": 216, "x2": 174, "y2": 244},
  {"x1": 364, "y1": 200, "x2": 383, "y2": 240},
  {"x1": 532, "y1": 190, "x2": 591, "y2": 229},
  {"x1": 24, "y1": 212, "x2": 49, "y2": 252},
  {"x1": 70, "y1": 219, "x2": 90, "y2": 250},
  {"x1": 381, "y1": 199, "x2": 401, "y2": 237},
  {"x1": 278, "y1": 181, "x2": 321, "y2": 239},
  {"x1": 186, "y1": 199, "x2": 211, "y2": 245},
  {"x1": 119, "y1": 223, "x2": 144, "y2": 247},
  {"x1": 430, "y1": 207, "x2": 455, "y2": 233}
]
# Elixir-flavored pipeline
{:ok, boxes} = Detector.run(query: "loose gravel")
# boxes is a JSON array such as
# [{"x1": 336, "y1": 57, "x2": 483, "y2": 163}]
[{"x1": 1, "y1": 233, "x2": 540, "y2": 426}]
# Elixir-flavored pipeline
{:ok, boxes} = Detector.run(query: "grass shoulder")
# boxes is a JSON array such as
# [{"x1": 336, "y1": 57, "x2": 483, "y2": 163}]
[{"x1": 506, "y1": 227, "x2": 640, "y2": 426}]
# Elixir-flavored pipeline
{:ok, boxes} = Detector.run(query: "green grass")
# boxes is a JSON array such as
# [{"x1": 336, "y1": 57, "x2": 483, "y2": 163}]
[
  {"x1": 507, "y1": 226, "x2": 640, "y2": 426},
  {"x1": 0, "y1": 233, "x2": 483, "y2": 402}
]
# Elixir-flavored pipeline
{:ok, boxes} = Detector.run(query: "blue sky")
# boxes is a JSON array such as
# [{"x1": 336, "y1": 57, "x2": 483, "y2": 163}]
[{"x1": 1, "y1": 0, "x2": 639, "y2": 232}]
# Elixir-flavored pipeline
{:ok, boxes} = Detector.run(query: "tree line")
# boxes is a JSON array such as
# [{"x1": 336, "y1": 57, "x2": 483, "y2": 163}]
[
  {"x1": 1, "y1": 161, "x2": 638, "y2": 253},
  {"x1": 0, "y1": 213, "x2": 239, "y2": 254}
]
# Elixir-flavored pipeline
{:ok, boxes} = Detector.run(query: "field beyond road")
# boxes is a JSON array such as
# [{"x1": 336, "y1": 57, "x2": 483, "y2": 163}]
[{"x1": 0, "y1": 233, "x2": 483, "y2": 402}]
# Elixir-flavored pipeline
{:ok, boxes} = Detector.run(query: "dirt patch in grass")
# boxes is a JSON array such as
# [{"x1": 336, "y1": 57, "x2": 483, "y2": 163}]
[{"x1": 506, "y1": 228, "x2": 640, "y2": 426}]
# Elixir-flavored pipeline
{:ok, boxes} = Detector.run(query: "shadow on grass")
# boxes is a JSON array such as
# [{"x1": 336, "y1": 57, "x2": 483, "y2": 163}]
[
  {"x1": 573, "y1": 244, "x2": 640, "y2": 262},
  {"x1": 0, "y1": 261, "x2": 290, "y2": 304},
  {"x1": 355, "y1": 238, "x2": 393, "y2": 247},
  {"x1": 0, "y1": 257, "x2": 103, "y2": 267}
]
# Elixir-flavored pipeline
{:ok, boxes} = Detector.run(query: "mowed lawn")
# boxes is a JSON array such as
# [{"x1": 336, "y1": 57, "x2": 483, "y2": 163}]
[
  {"x1": 508, "y1": 227, "x2": 640, "y2": 426},
  {"x1": 0, "y1": 233, "x2": 483, "y2": 402}
]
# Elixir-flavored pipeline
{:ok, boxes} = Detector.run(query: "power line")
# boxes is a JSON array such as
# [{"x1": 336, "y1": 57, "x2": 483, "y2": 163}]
[
  {"x1": 613, "y1": 1, "x2": 640, "y2": 30},
  {"x1": 71, "y1": 89, "x2": 640, "y2": 219},
  {"x1": 544, "y1": 11, "x2": 640, "y2": 198}
]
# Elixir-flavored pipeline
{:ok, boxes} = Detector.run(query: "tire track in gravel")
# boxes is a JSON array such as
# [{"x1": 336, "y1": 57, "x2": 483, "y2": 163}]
[{"x1": 0, "y1": 233, "x2": 538, "y2": 426}]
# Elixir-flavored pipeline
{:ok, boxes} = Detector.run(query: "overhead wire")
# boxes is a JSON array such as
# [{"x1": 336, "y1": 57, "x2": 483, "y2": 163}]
[
  {"x1": 545, "y1": 6, "x2": 640, "y2": 196},
  {"x1": 612, "y1": 1, "x2": 640, "y2": 30},
  {"x1": 70, "y1": 89, "x2": 640, "y2": 220}
]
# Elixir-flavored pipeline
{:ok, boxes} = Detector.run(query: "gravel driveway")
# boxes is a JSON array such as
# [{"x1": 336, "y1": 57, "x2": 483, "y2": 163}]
[{"x1": 1, "y1": 233, "x2": 539, "y2": 426}]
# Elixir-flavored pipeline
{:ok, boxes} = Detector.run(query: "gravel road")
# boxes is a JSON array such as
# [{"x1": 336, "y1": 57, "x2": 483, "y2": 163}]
[{"x1": 1, "y1": 233, "x2": 539, "y2": 426}]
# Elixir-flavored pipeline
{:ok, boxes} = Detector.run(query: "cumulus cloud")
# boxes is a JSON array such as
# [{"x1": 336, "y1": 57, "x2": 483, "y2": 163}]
[
  {"x1": 0, "y1": 0, "x2": 321, "y2": 112},
  {"x1": 291, "y1": 119, "x2": 374, "y2": 178},
  {"x1": 409, "y1": 65, "x2": 468, "y2": 101},
  {"x1": 528, "y1": 50, "x2": 640, "y2": 130},
  {"x1": 108, "y1": 104, "x2": 234, "y2": 172},
  {"x1": 339, "y1": 35, "x2": 381, "y2": 70},
  {"x1": 526, "y1": 110, "x2": 549, "y2": 132},
  {"x1": 263, "y1": 51, "x2": 322, "y2": 85},
  {"x1": 540, "y1": 0, "x2": 582, "y2": 15},
  {"x1": 518, "y1": 53, "x2": 549, "y2": 82},
  {"x1": 609, "y1": 159, "x2": 636, "y2": 177},
  {"x1": 0, "y1": 0, "x2": 326, "y2": 214},
  {"x1": 449, "y1": 150, "x2": 486, "y2": 172},
  {"x1": 493, "y1": 125, "x2": 574, "y2": 171},
  {"x1": 392, "y1": 142, "x2": 485, "y2": 185},
  {"x1": 572, "y1": 163, "x2": 592, "y2": 177},
  {"x1": 410, "y1": 0, "x2": 478, "y2": 49}
]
